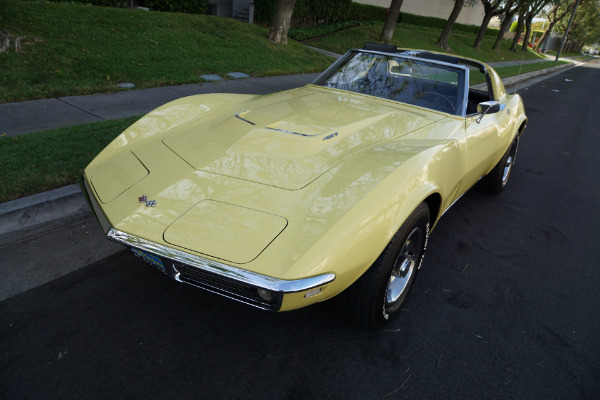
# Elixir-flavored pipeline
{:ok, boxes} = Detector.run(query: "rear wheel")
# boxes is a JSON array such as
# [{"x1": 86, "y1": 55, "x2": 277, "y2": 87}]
[
  {"x1": 478, "y1": 136, "x2": 519, "y2": 195},
  {"x1": 338, "y1": 203, "x2": 430, "y2": 330}
]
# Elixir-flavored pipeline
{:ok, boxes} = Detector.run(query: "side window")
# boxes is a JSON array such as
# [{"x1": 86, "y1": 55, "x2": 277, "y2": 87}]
[{"x1": 465, "y1": 67, "x2": 492, "y2": 115}]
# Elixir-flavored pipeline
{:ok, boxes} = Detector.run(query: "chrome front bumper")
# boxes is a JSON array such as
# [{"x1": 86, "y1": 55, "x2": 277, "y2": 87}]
[{"x1": 79, "y1": 174, "x2": 335, "y2": 311}]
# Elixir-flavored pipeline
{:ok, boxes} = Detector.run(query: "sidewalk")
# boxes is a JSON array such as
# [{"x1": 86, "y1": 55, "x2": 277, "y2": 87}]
[{"x1": 0, "y1": 73, "x2": 321, "y2": 137}]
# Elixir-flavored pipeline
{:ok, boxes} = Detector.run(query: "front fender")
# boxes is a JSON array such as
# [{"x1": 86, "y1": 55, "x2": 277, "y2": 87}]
[
  {"x1": 272, "y1": 138, "x2": 464, "y2": 310},
  {"x1": 85, "y1": 93, "x2": 259, "y2": 172}
]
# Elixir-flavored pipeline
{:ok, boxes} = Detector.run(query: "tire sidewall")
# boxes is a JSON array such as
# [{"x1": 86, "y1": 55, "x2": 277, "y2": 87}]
[
  {"x1": 479, "y1": 135, "x2": 520, "y2": 195},
  {"x1": 375, "y1": 205, "x2": 430, "y2": 327}
]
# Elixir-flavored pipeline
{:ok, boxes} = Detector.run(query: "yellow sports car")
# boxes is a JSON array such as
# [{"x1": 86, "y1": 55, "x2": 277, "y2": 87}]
[{"x1": 80, "y1": 44, "x2": 526, "y2": 329}]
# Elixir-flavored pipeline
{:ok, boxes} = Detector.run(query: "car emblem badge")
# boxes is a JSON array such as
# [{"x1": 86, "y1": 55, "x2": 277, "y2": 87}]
[{"x1": 138, "y1": 195, "x2": 156, "y2": 207}]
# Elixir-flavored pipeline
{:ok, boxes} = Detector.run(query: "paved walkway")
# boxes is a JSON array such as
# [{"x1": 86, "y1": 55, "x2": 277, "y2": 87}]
[
  {"x1": 0, "y1": 73, "x2": 322, "y2": 137},
  {"x1": 0, "y1": 54, "x2": 564, "y2": 137}
]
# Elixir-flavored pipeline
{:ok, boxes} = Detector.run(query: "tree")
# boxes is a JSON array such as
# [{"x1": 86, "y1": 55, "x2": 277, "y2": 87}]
[
  {"x1": 437, "y1": 0, "x2": 465, "y2": 50},
  {"x1": 380, "y1": 0, "x2": 404, "y2": 45},
  {"x1": 558, "y1": 0, "x2": 600, "y2": 52},
  {"x1": 533, "y1": 0, "x2": 578, "y2": 51},
  {"x1": 493, "y1": 0, "x2": 524, "y2": 51},
  {"x1": 268, "y1": 0, "x2": 297, "y2": 45},
  {"x1": 521, "y1": 0, "x2": 552, "y2": 51},
  {"x1": 474, "y1": 0, "x2": 507, "y2": 49},
  {"x1": 509, "y1": 2, "x2": 528, "y2": 51}
]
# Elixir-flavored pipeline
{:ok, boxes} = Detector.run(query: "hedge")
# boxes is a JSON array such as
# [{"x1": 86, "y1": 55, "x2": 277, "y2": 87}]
[
  {"x1": 142, "y1": 0, "x2": 209, "y2": 14},
  {"x1": 27, "y1": 0, "x2": 497, "y2": 41},
  {"x1": 289, "y1": 20, "x2": 382, "y2": 41},
  {"x1": 257, "y1": 0, "x2": 498, "y2": 38},
  {"x1": 26, "y1": 0, "x2": 128, "y2": 7},
  {"x1": 24, "y1": 0, "x2": 209, "y2": 13}
]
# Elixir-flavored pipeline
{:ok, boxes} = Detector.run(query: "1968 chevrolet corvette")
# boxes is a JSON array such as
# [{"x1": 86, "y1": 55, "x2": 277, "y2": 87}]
[{"x1": 80, "y1": 44, "x2": 526, "y2": 329}]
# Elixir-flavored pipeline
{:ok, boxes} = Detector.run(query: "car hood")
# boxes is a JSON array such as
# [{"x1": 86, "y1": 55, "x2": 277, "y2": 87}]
[{"x1": 162, "y1": 87, "x2": 444, "y2": 190}]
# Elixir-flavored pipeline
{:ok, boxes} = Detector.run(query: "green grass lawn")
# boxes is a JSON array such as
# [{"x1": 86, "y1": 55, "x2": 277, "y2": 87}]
[
  {"x1": 0, "y1": 1, "x2": 332, "y2": 103},
  {"x1": 0, "y1": 116, "x2": 139, "y2": 202},
  {"x1": 494, "y1": 60, "x2": 569, "y2": 79},
  {"x1": 466, "y1": 60, "x2": 570, "y2": 85},
  {"x1": 544, "y1": 50, "x2": 583, "y2": 58},
  {"x1": 308, "y1": 25, "x2": 546, "y2": 63}
]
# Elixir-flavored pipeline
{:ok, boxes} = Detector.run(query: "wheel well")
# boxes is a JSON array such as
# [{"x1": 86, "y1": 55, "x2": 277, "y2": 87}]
[
  {"x1": 518, "y1": 120, "x2": 527, "y2": 136},
  {"x1": 423, "y1": 193, "x2": 442, "y2": 226}
]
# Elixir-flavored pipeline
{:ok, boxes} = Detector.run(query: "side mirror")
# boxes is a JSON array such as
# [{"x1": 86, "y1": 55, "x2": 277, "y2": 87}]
[{"x1": 476, "y1": 101, "x2": 505, "y2": 123}]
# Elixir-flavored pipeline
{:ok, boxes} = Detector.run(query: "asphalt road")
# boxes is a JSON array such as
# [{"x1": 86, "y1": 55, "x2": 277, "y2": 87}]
[{"x1": 2, "y1": 60, "x2": 599, "y2": 400}]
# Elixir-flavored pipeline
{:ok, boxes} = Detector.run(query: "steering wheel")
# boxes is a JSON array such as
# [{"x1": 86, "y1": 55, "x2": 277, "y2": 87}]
[{"x1": 420, "y1": 91, "x2": 456, "y2": 113}]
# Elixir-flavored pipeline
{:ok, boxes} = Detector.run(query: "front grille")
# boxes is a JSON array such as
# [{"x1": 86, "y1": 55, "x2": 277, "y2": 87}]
[{"x1": 173, "y1": 263, "x2": 281, "y2": 310}]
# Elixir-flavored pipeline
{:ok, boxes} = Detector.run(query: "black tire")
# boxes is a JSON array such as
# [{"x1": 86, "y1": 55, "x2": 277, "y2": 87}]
[
  {"x1": 337, "y1": 203, "x2": 430, "y2": 330},
  {"x1": 478, "y1": 135, "x2": 520, "y2": 195}
]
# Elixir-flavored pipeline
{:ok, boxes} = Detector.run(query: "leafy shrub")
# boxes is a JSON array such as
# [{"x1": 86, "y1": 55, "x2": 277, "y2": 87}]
[
  {"x1": 289, "y1": 20, "x2": 381, "y2": 41},
  {"x1": 28, "y1": 0, "x2": 209, "y2": 13},
  {"x1": 27, "y1": 0, "x2": 128, "y2": 7},
  {"x1": 344, "y1": 2, "x2": 387, "y2": 21},
  {"x1": 143, "y1": 0, "x2": 209, "y2": 14},
  {"x1": 510, "y1": 20, "x2": 547, "y2": 32},
  {"x1": 256, "y1": 0, "x2": 363, "y2": 26},
  {"x1": 254, "y1": 0, "x2": 278, "y2": 25},
  {"x1": 257, "y1": 0, "x2": 497, "y2": 38},
  {"x1": 289, "y1": 20, "x2": 498, "y2": 42}
]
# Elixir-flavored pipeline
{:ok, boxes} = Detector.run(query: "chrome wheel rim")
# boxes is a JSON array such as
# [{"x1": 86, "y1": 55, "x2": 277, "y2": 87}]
[
  {"x1": 386, "y1": 227, "x2": 424, "y2": 308},
  {"x1": 502, "y1": 154, "x2": 513, "y2": 186},
  {"x1": 502, "y1": 140, "x2": 518, "y2": 187}
]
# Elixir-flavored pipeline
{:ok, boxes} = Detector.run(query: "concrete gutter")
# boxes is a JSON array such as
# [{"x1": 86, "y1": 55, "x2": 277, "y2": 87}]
[
  {"x1": 0, "y1": 184, "x2": 123, "y2": 301},
  {"x1": 501, "y1": 61, "x2": 576, "y2": 92},
  {"x1": 0, "y1": 184, "x2": 85, "y2": 238}
]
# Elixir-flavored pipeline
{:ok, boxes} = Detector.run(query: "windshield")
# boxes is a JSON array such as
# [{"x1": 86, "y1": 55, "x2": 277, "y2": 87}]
[{"x1": 313, "y1": 51, "x2": 466, "y2": 116}]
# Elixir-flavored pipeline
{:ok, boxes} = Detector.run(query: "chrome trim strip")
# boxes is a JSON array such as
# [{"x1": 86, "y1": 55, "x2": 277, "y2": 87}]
[
  {"x1": 79, "y1": 174, "x2": 112, "y2": 234},
  {"x1": 265, "y1": 127, "x2": 313, "y2": 137},
  {"x1": 234, "y1": 111, "x2": 255, "y2": 125},
  {"x1": 173, "y1": 272, "x2": 284, "y2": 311},
  {"x1": 441, "y1": 192, "x2": 465, "y2": 217},
  {"x1": 107, "y1": 228, "x2": 335, "y2": 293}
]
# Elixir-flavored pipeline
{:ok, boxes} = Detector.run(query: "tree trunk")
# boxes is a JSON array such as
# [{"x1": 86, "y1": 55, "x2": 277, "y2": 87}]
[
  {"x1": 437, "y1": 0, "x2": 464, "y2": 51},
  {"x1": 533, "y1": 1, "x2": 576, "y2": 52},
  {"x1": 268, "y1": 0, "x2": 297, "y2": 45},
  {"x1": 380, "y1": 0, "x2": 404, "y2": 45},
  {"x1": 474, "y1": 12, "x2": 494, "y2": 49},
  {"x1": 493, "y1": 11, "x2": 515, "y2": 51},
  {"x1": 564, "y1": 40, "x2": 572, "y2": 53},
  {"x1": 510, "y1": 13, "x2": 525, "y2": 52},
  {"x1": 533, "y1": 20, "x2": 556, "y2": 51},
  {"x1": 522, "y1": 15, "x2": 534, "y2": 51}
]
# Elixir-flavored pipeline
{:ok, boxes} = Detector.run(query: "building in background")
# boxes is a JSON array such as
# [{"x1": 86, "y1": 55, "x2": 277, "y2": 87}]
[
  {"x1": 208, "y1": 0, "x2": 254, "y2": 23},
  {"x1": 355, "y1": 0, "x2": 485, "y2": 26}
]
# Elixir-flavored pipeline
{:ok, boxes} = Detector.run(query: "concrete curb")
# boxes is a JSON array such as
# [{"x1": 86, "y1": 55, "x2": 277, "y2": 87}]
[
  {"x1": 0, "y1": 184, "x2": 88, "y2": 238},
  {"x1": 501, "y1": 62, "x2": 573, "y2": 90}
]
